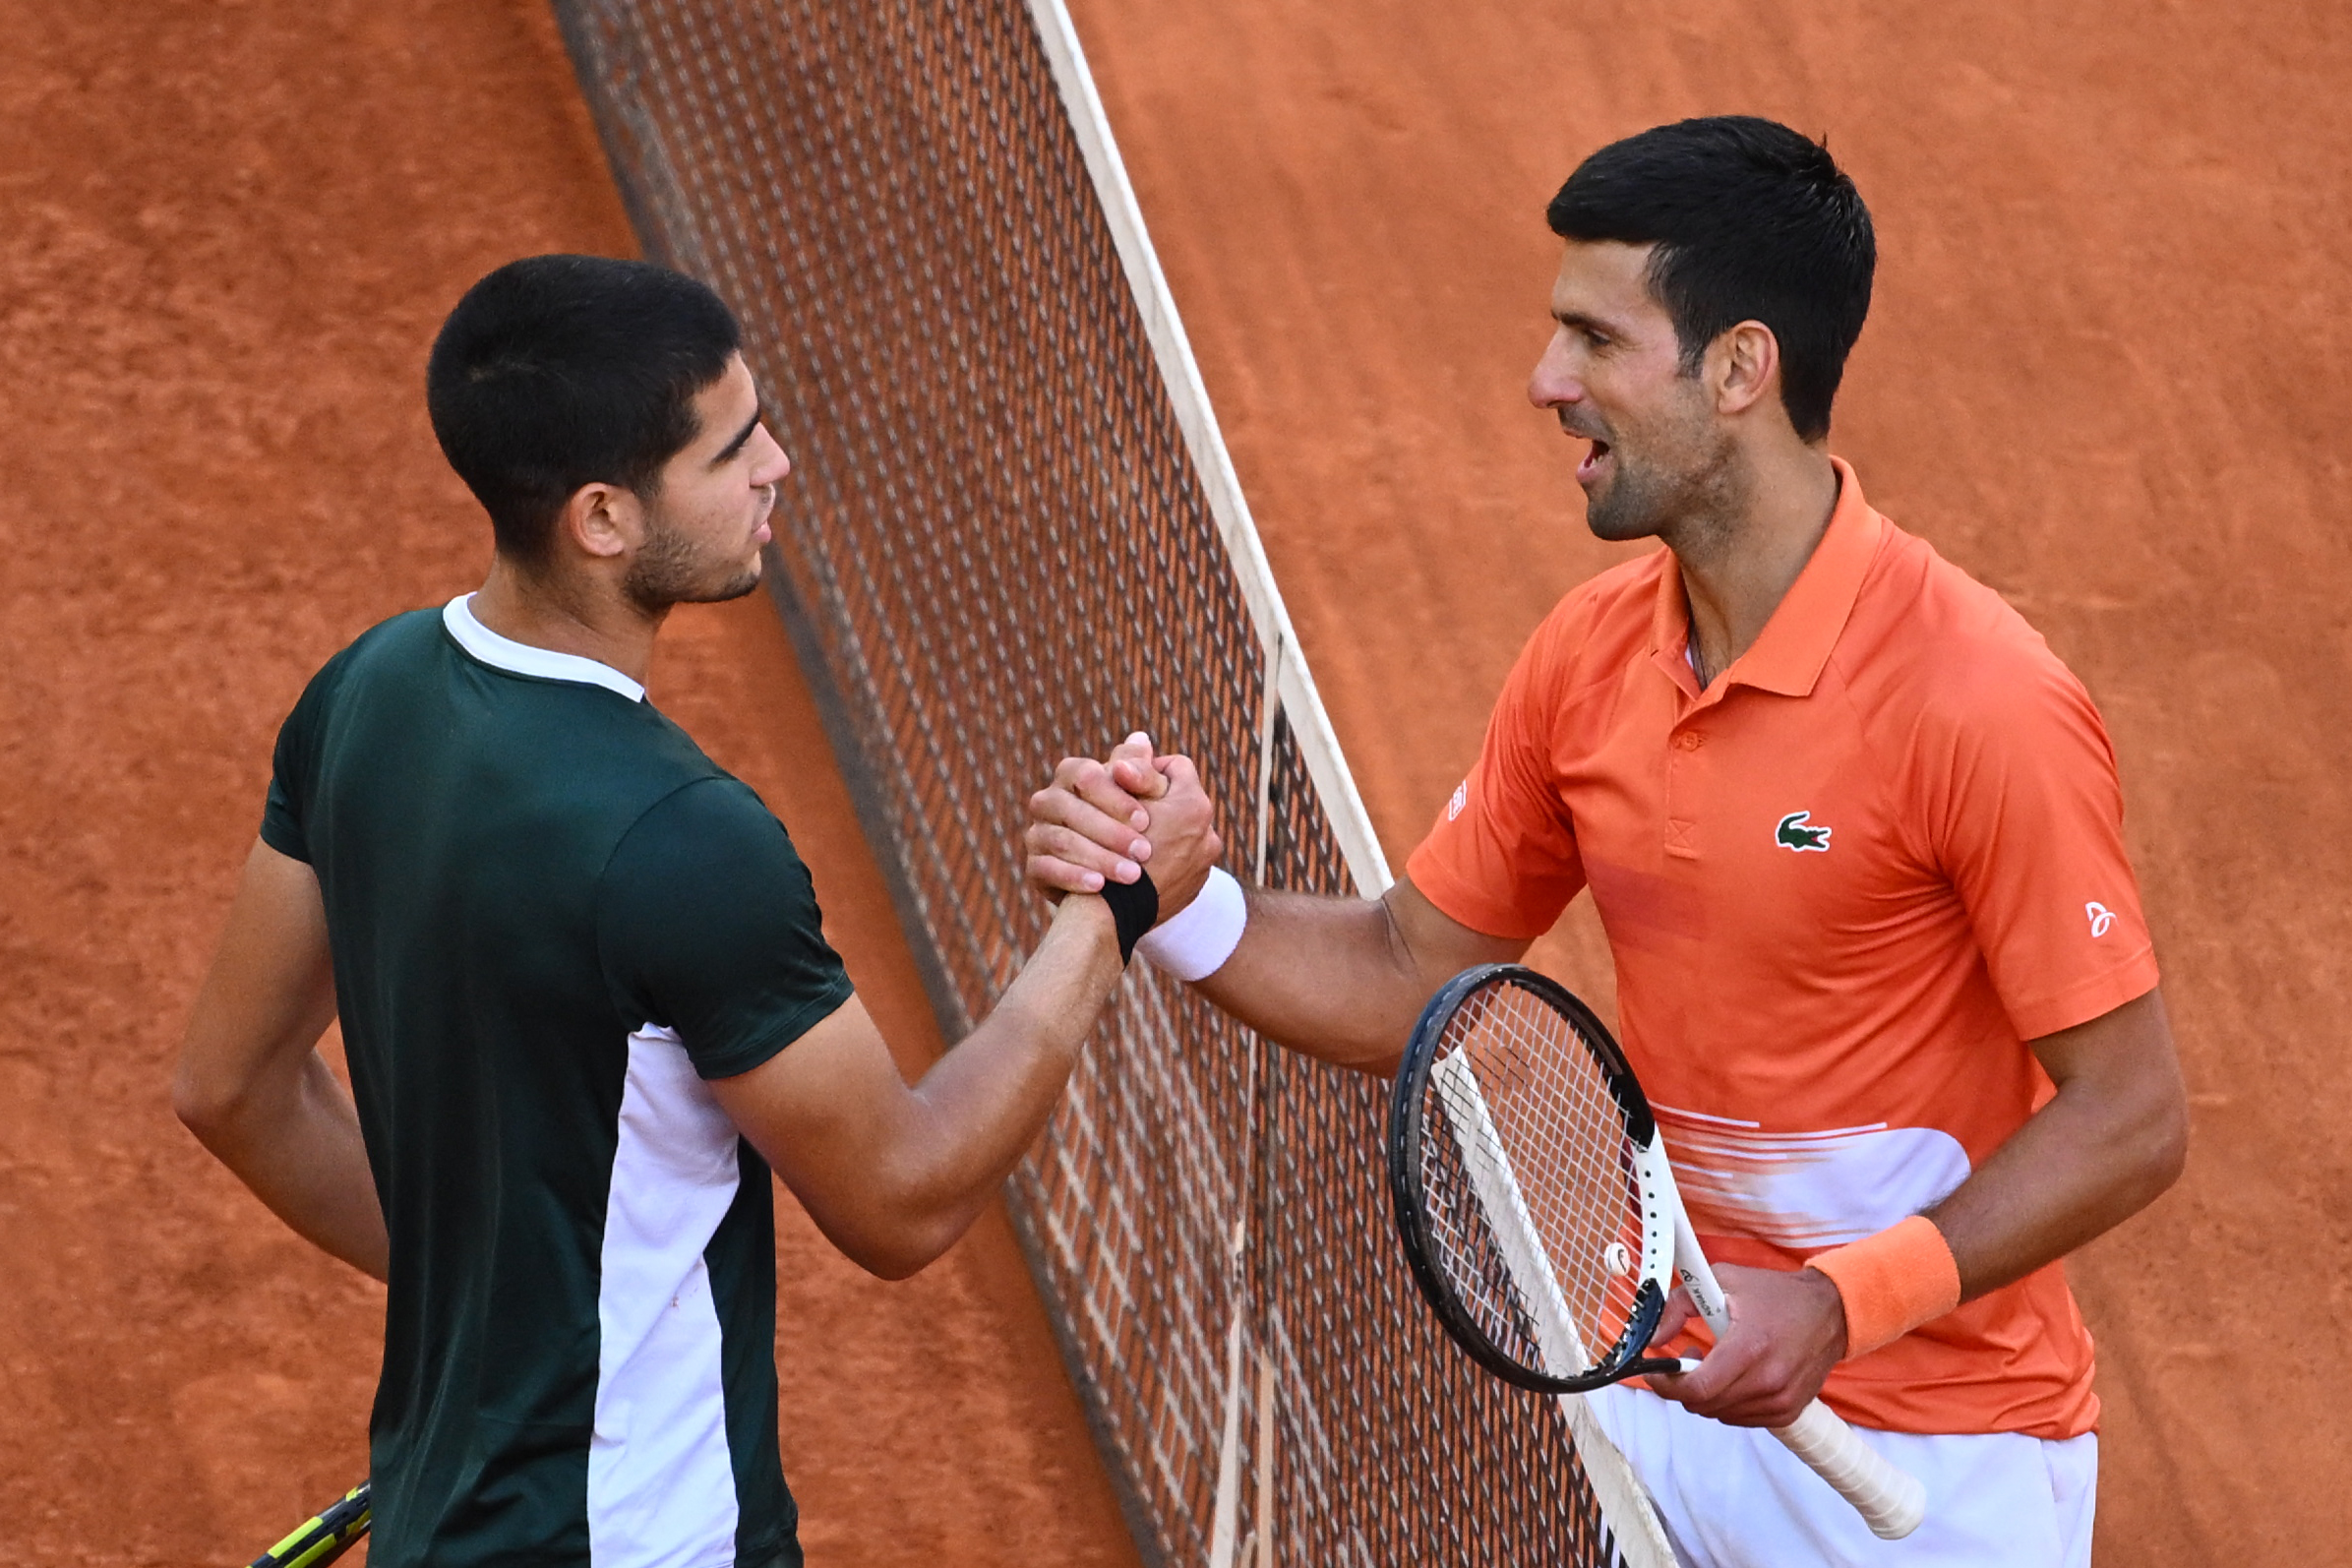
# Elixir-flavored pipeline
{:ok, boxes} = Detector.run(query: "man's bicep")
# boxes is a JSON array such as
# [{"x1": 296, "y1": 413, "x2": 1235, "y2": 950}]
[
  {"x1": 601, "y1": 781, "x2": 855, "y2": 1080},
  {"x1": 1931, "y1": 662, "x2": 2159, "y2": 1041},
  {"x1": 2030, "y1": 987, "x2": 2179, "y2": 1096},
  {"x1": 1402, "y1": 631, "x2": 1585, "y2": 942},
  {"x1": 176, "y1": 840, "x2": 337, "y2": 1112},
  {"x1": 1388, "y1": 875, "x2": 1532, "y2": 987},
  {"x1": 705, "y1": 993, "x2": 911, "y2": 1224}
]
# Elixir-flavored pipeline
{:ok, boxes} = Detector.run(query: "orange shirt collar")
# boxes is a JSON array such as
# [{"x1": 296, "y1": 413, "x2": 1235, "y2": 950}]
[{"x1": 1650, "y1": 455, "x2": 1884, "y2": 700}]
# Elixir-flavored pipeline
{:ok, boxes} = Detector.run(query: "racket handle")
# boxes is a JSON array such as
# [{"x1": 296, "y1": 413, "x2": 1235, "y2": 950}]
[{"x1": 1771, "y1": 1400, "x2": 1925, "y2": 1540}]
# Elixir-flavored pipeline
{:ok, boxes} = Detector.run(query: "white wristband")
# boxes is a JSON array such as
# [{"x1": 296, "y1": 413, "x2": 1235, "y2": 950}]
[{"x1": 1135, "y1": 866, "x2": 1246, "y2": 982}]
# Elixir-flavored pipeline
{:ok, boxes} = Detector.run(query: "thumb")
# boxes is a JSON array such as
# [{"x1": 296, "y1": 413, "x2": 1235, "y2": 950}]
[
  {"x1": 1156, "y1": 753, "x2": 1205, "y2": 794},
  {"x1": 1109, "y1": 732, "x2": 1169, "y2": 800},
  {"x1": 1651, "y1": 1284, "x2": 1695, "y2": 1346}
]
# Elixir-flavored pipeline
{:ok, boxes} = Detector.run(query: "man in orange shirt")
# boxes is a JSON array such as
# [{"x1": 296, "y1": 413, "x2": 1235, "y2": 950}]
[{"x1": 1026, "y1": 117, "x2": 2187, "y2": 1564}]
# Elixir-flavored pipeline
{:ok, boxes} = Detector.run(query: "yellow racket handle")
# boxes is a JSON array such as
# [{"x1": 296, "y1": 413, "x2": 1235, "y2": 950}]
[{"x1": 248, "y1": 1480, "x2": 371, "y2": 1568}]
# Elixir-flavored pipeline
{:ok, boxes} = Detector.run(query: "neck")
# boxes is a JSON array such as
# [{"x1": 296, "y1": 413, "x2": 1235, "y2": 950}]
[
  {"x1": 468, "y1": 554, "x2": 666, "y2": 688},
  {"x1": 1669, "y1": 443, "x2": 1839, "y2": 688}
]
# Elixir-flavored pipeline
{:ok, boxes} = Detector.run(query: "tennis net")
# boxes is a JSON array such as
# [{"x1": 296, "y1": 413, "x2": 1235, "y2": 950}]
[{"x1": 552, "y1": 3, "x2": 1670, "y2": 1563}]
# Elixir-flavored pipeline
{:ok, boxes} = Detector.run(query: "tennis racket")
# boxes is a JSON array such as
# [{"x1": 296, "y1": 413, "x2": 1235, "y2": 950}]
[
  {"x1": 1386, "y1": 964, "x2": 1926, "y2": 1540},
  {"x1": 248, "y1": 1479, "x2": 370, "y2": 1568}
]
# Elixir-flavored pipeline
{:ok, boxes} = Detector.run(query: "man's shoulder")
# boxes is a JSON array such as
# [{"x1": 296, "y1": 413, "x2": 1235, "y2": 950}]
[
  {"x1": 293, "y1": 606, "x2": 444, "y2": 698},
  {"x1": 615, "y1": 774, "x2": 778, "y2": 859},
  {"x1": 1845, "y1": 522, "x2": 2097, "y2": 729},
  {"x1": 1521, "y1": 547, "x2": 1671, "y2": 675}
]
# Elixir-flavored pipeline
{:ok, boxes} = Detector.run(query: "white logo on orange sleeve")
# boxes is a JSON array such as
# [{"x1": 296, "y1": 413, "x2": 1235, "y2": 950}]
[
  {"x1": 1447, "y1": 781, "x2": 1468, "y2": 821},
  {"x1": 2085, "y1": 901, "x2": 2116, "y2": 937}
]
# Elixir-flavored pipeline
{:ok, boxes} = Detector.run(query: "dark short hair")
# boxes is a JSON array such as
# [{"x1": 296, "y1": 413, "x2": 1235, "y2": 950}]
[
  {"x1": 1546, "y1": 117, "x2": 1874, "y2": 441},
  {"x1": 426, "y1": 255, "x2": 741, "y2": 563}
]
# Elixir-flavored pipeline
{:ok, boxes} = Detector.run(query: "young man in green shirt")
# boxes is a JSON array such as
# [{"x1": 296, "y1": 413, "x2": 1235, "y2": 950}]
[{"x1": 174, "y1": 255, "x2": 1213, "y2": 1568}]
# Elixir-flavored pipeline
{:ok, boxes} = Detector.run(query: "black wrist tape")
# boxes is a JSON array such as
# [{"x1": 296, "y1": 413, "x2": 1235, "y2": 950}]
[{"x1": 1098, "y1": 869, "x2": 1159, "y2": 966}]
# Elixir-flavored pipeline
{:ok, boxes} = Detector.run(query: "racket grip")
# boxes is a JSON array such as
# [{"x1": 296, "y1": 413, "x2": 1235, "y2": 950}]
[{"x1": 1771, "y1": 1400, "x2": 1925, "y2": 1540}]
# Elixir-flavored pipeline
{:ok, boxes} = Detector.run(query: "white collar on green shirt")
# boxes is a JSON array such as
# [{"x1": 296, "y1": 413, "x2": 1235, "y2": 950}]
[{"x1": 441, "y1": 593, "x2": 645, "y2": 704}]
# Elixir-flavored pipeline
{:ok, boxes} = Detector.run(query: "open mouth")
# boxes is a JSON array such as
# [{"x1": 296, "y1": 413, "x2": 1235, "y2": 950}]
[{"x1": 1576, "y1": 437, "x2": 1612, "y2": 484}]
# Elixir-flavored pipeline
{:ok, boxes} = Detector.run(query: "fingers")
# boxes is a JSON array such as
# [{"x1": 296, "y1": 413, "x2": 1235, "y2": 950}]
[
  {"x1": 1154, "y1": 752, "x2": 1205, "y2": 796},
  {"x1": 1644, "y1": 1328, "x2": 1814, "y2": 1429},
  {"x1": 1026, "y1": 850, "x2": 1109, "y2": 897},
  {"x1": 1126, "y1": 753, "x2": 1226, "y2": 913},
  {"x1": 1023, "y1": 734, "x2": 1195, "y2": 904},
  {"x1": 1107, "y1": 731, "x2": 1168, "y2": 802},
  {"x1": 1023, "y1": 811, "x2": 1145, "y2": 891},
  {"x1": 1055, "y1": 749, "x2": 1153, "y2": 833},
  {"x1": 1031, "y1": 778, "x2": 1149, "y2": 860},
  {"x1": 1646, "y1": 1334, "x2": 1740, "y2": 1407}
]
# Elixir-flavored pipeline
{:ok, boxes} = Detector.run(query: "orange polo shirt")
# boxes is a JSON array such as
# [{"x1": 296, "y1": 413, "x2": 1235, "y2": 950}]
[{"x1": 1406, "y1": 458, "x2": 2157, "y2": 1439}]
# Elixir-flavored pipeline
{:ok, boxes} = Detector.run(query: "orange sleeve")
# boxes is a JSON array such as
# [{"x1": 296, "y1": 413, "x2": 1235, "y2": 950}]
[
  {"x1": 1918, "y1": 640, "x2": 2159, "y2": 1040},
  {"x1": 1404, "y1": 613, "x2": 1587, "y2": 941}
]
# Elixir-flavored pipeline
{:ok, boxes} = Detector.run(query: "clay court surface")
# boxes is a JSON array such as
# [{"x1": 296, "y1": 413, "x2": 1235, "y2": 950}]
[{"x1": 0, "y1": 0, "x2": 2342, "y2": 1562}]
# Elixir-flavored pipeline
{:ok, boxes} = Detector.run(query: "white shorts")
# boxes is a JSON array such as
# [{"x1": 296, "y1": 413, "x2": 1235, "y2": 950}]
[{"x1": 1587, "y1": 1385, "x2": 2097, "y2": 1568}]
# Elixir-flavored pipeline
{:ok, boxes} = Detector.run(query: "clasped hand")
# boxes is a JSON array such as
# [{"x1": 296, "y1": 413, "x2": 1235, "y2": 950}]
[{"x1": 1025, "y1": 731, "x2": 1224, "y2": 920}]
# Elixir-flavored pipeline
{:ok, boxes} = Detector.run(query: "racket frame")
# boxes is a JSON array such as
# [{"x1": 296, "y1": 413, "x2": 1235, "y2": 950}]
[
  {"x1": 1387, "y1": 963, "x2": 1686, "y2": 1396},
  {"x1": 1389, "y1": 963, "x2": 1929, "y2": 1541}
]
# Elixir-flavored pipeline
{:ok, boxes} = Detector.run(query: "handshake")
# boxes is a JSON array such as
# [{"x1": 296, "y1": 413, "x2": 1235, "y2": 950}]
[
  {"x1": 1023, "y1": 731, "x2": 1235, "y2": 969},
  {"x1": 1022, "y1": 726, "x2": 1438, "y2": 1072}
]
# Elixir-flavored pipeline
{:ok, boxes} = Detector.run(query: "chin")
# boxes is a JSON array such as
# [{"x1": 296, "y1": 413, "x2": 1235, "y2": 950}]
[
  {"x1": 705, "y1": 566, "x2": 763, "y2": 604},
  {"x1": 1579, "y1": 470, "x2": 1674, "y2": 544},
  {"x1": 1580, "y1": 495, "x2": 1648, "y2": 544}
]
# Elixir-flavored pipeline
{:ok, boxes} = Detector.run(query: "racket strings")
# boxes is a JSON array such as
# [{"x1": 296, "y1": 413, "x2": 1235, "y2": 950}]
[{"x1": 1417, "y1": 980, "x2": 1648, "y2": 1381}]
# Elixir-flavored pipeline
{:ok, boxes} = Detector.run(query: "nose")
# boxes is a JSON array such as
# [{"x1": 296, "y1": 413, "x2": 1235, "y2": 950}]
[
  {"x1": 1527, "y1": 329, "x2": 1583, "y2": 411},
  {"x1": 751, "y1": 425, "x2": 792, "y2": 488}
]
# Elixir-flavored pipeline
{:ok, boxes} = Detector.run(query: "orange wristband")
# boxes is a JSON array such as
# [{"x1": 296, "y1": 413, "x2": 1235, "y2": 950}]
[{"x1": 1807, "y1": 1215, "x2": 1961, "y2": 1359}]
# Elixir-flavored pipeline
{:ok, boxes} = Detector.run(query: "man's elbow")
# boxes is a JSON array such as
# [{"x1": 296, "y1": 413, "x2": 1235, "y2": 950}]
[
  {"x1": 171, "y1": 1061, "x2": 242, "y2": 1145},
  {"x1": 800, "y1": 1183, "x2": 973, "y2": 1281},
  {"x1": 2106, "y1": 1072, "x2": 2190, "y2": 1220},
  {"x1": 836, "y1": 1211, "x2": 968, "y2": 1282},
  {"x1": 2139, "y1": 1087, "x2": 2191, "y2": 1204}
]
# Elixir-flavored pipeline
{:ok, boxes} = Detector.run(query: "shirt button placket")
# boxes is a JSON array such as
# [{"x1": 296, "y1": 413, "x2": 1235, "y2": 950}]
[{"x1": 1665, "y1": 727, "x2": 1704, "y2": 858}]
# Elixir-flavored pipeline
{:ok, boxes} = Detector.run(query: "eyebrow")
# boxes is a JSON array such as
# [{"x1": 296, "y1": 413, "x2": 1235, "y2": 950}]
[
  {"x1": 1552, "y1": 308, "x2": 1617, "y2": 335},
  {"x1": 711, "y1": 407, "x2": 764, "y2": 464}
]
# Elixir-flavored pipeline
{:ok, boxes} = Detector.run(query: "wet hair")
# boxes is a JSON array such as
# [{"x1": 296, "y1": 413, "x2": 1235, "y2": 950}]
[
  {"x1": 1546, "y1": 116, "x2": 1874, "y2": 441},
  {"x1": 426, "y1": 255, "x2": 741, "y2": 563}
]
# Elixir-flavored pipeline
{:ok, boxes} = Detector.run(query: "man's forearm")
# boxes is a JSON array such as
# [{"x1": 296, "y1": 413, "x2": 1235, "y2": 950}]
[
  {"x1": 1189, "y1": 890, "x2": 1423, "y2": 1072},
  {"x1": 885, "y1": 897, "x2": 1127, "y2": 1259},
  {"x1": 1191, "y1": 882, "x2": 1527, "y2": 1074},
  {"x1": 1922, "y1": 989, "x2": 2187, "y2": 1299},
  {"x1": 177, "y1": 1050, "x2": 390, "y2": 1281}
]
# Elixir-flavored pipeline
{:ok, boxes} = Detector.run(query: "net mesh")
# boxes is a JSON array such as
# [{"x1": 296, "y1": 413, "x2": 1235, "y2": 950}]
[{"x1": 552, "y1": 3, "x2": 1632, "y2": 1562}]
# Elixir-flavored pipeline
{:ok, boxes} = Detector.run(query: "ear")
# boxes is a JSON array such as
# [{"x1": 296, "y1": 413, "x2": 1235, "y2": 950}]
[
  {"x1": 556, "y1": 481, "x2": 643, "y2": 563},
  {"x1": 1708, "y1": 321, "x2": 1782, "y2": 420}
]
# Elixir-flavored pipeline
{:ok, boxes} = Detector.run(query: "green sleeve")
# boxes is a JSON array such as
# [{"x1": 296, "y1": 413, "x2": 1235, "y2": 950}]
[
  {"x1": 259, "y1": 662, "x2": 337, "y2": 863},
  {"x1": 597, "y1": 778, "x2": 855, "y2": 1080}
]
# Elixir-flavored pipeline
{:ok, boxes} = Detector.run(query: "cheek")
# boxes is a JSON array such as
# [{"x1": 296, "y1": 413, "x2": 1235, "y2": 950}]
[{"x1": 1611, "y1": 369, "x2": 1709, "y2": 452}]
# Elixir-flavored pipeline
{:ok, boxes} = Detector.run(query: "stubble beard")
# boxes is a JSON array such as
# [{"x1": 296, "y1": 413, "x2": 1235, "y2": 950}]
[
  {"x1": 624, "y1": 509, "x2": 764, "y2": 615},
  {"x1": 1582, "y1": 412, "x2": 1746, "y2": 563}
]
